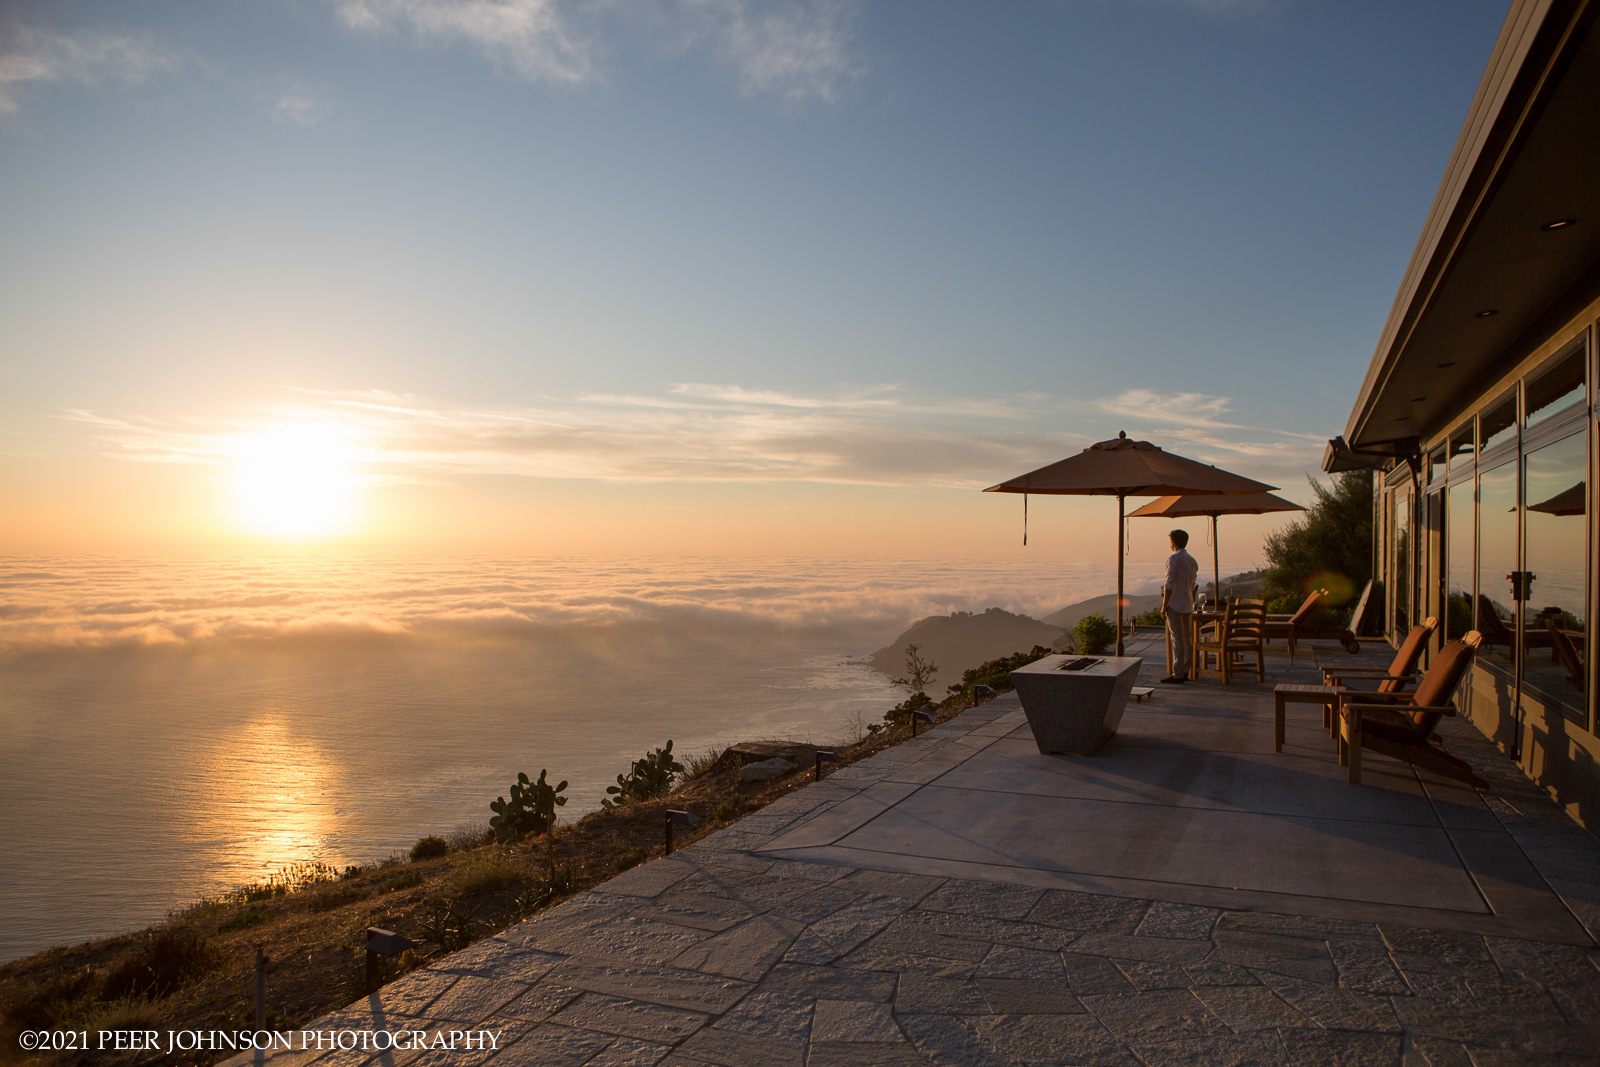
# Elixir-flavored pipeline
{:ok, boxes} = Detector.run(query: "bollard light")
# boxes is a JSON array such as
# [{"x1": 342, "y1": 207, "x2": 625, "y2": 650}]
[
  {"x1": 253, "y1": 944, "x2": 270, "y2": 1029},
  {"x1": 910, "y1": 709, "x2": 934, "y2": 737},
  {"x1": 364, "y1": 927, "x2": 417, "y2": 994},
  {"x1": 972, "y1": 685, "x2": 995, "y2": 702},
  {"x1": 813, "y1": 750, "x2": 839, "y2": 781},
  {"x1": 665, "y1": 809, "x2": 701, "y2": 855}
]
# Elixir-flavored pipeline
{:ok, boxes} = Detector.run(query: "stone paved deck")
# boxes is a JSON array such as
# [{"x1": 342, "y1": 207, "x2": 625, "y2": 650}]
[{"x1": 228, "y1": 636, "x2": 1600, "y2": 1067}]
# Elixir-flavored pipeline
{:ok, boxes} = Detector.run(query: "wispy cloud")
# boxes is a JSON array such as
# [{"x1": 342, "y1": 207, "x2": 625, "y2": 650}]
[
  {"x1": 1097, "y1": 388, "x2": 1246, "y2": 431},
  {"x1": 0, "y1": 26, "x2": 178, "y2": 115},
  {"x1": 336, "y1": 0, "x2": 861, "y2": 103},
  {"x1": 57, "y1": 381, "x2": 1330, "y2": 491},
  {"x1": 676, "y1": 0, "x2": 861, "y2": 103},
  {"x1": 64, "y1": 383, "x2": 1074, "y2": 489},
  {"x1": 336, "y1": 0, "x2": 593, "y2": 83}
]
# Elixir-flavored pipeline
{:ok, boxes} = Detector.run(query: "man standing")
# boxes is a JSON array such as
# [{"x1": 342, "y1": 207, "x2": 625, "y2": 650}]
[{"x1": 1161, "y1": 529, "x2": 1200, "y2": 684}]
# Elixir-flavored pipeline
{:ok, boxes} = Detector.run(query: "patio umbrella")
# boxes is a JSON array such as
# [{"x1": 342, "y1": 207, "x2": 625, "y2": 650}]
[
  {"x1": 984, "y1": 432, "x2": 1276, "y2": 655},
  {"x1": 1128, "y1": 491, "x2": 1305, "y2": 604}
]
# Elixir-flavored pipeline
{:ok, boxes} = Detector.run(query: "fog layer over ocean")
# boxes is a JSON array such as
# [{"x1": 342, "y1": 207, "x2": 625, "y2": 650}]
[{"x1": 0, "y1": 555, "x2": 1152, "y2": 962}]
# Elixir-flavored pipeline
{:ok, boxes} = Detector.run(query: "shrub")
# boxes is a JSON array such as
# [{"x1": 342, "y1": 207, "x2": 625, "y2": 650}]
[
  {"x1": 947, "y1": 645, "x2": 1057, "y2": 695},
  {"x1": 414, "y1": 898, "x2": 482, "y2": 954},
  {"x1": 883, "y1": 689, "x2": 934, "y2": 728},
  {"x1": 1132, "y1": 607, "x2": 1164, "y2": 627},
  {"x1": 381, "y1": 870, "x2": 423, "y2": 893},
  {"x1": 448, "y1": 823, "x2": 494, "y2": 851},
  {"x1": 490, "y1": 770, "x2": 568, "y2": 840},
  {"x1": 453, "y1": 854, "x2": 525, "y2": 897},
  {"x1": 102, "y1": 930, "x2": 217, "y2": 1001},
  {"x1": 410, "y1": 835, "x2": 450, "y2": 862},
  {"x1": 681, "y1": 747, "x2": 723, "y2": 780},
  {"x1": 612, "y1": 847, "x2": 648, "y2": 873},
  {"x1": 1073, "y1": 613, "x2": 1117, "y2": 655},
  {"x1": 603, "y1": 741, "x2": 684, "y2": 807}
]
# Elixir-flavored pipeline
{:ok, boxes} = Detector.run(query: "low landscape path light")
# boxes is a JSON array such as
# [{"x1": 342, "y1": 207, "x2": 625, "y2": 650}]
[
  {"x1": 364, "y1": 927, "x2": 417, "y2": 994},
  {"x1": 985, "y1": 432, "x2": 1275, "y2": 655},
  {"x1": 814, "y1": 750, "x2": 839, "y2": 780},
  {"x1": 664, "y1": 809, "x2": 701, "y2": 855},
  {"x1": 910, "y1": 709, "x2": 934, "y2": 736}
]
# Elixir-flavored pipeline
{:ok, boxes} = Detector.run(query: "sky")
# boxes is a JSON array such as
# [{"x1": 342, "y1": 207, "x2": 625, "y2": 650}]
[{"x1": 0, "y1": 0, "x2": 1511, "y2": 561}]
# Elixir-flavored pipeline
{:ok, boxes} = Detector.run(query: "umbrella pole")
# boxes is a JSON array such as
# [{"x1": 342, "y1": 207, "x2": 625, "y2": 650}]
[
  {"x1": 1116, "y1": 493, "x2": 1126, "y2": 658},
  {"x1": 1212, "y1": 515, "x2": 1221, "y2": 605}
]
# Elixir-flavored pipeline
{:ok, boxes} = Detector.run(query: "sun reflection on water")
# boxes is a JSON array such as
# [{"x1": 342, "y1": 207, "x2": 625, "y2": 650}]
[{"x1": 191, "y1": 713, "x2": 340, "y2": 887}]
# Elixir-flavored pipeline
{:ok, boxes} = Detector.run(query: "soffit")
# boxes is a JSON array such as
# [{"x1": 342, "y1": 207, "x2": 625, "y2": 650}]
[{"x1": 1347, "y1": 0, "x2": 1600, "y2": 450}]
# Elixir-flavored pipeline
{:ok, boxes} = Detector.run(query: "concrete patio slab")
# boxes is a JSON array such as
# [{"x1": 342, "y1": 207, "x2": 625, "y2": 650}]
[{"x1": 224, "y1": 635, "x2": 1600, "y2": 1067}]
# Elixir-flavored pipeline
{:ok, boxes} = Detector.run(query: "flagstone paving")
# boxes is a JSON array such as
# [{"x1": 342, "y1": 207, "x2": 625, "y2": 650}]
[{"x1": 228, "y1": 637, "x2": 1600, "y2": 1067}]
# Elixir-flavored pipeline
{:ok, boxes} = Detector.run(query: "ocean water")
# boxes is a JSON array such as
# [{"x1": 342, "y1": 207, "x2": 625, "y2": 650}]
[{"x1": 0, "y1": 555, "x2": 1155, "y2": 963}]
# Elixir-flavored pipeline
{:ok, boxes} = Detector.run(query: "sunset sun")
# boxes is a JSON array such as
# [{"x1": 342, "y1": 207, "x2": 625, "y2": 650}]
[{"x1": 228, "y1": 423, "x2": 364, "y2": 540}]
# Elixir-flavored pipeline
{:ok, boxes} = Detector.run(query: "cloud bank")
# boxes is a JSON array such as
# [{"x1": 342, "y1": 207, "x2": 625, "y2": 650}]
[{"x1": 0, "y1": 556, "x2": 1142, "y2": 656}]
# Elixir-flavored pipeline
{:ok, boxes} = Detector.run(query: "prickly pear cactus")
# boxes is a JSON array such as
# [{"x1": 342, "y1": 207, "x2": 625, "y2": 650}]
[
  {"x1": 602, "y1": 740, "x2": 685, "y2": 807},
  {"x1": 490, "y1": 769, "x2": 568, "y2": 840}
]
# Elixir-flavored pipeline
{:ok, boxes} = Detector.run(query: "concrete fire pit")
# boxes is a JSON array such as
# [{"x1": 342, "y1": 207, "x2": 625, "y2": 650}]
[{"x1": 1009, "y1": 654, "x2": 1143, "y2": 755}]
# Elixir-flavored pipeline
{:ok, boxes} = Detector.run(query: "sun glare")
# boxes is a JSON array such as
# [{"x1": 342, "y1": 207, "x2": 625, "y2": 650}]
[{"x1": 228, "y1": 422, "x2": 364, "y2": 540}]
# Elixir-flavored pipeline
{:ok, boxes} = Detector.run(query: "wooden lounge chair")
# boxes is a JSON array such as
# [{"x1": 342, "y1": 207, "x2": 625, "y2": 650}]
[
  {"x1": 1271, "y1": 618, "x2": 1435, "y2": 753},
  {"x1": 1545, "y1": 617, "x2": 1585, "y2": 690},
  {"x1": 1265, "y1": 590, "x2": 1324, "y2": 660},
  {"x1": 1338, "y1": 632, "x2": 1487, "y2": 788},
  {"x1": 1197, "y1": 599, "x2": 1265, "y2": 683}
]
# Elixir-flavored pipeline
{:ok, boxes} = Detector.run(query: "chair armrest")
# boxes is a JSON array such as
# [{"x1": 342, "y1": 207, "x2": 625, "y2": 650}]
[
  {"x1": 1343, "y1": 702, "x2": 1457, "y2": 717},
  {"x1": 1334, "y1": 689, "x2": 1414, "y2": 704},
  {"x1": 1266, "y1": 614, "x2": 1293, "y2": 622},
  {"x1": 1325, "y1": 672, "x2": 1417, "y2": 687}
]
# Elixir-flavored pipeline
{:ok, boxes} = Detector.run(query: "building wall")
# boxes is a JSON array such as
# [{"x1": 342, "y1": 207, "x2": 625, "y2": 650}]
[{"x1": 1378, "y1": 293, "x2": 1600, "y2": 830}]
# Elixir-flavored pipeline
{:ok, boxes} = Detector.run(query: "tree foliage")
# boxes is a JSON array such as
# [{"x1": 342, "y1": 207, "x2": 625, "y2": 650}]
[
  {"x1": 1262, "y1": 470, "x2": 1373, "y2": 607},
  {"x1": 891, "y1": 643, "x2": 939, "y2": 696}
]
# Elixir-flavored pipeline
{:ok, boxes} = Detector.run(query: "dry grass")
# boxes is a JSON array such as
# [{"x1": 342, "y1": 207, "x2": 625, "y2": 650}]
[{"x1": 0, "y1": 691, "x2": 988, "y2": 1067}]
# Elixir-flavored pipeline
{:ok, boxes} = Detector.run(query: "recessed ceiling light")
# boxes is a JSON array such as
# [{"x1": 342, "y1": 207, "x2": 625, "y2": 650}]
[
  {"x1": 1476, "y1": 309, "x2": 1499, "y2": 318},
  {"x1": 1437, "y1": 361, "x2": 1457, "y2": 368},
  {"x1": 1542, "y1": 218, "x2": 1577, "y2": 231}
]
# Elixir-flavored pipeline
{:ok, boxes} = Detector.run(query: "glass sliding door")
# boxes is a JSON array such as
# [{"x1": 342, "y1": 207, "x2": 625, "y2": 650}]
[
  {"x1": 1522, "y1": 430, "x2": 1587, "y2": 722},
  {"x1": 1447, "y1": 478, "x2": 1475, "y2": 640},
  {"x1": 1393, "y1": 489, "x2": 1412, "y2": 635},
  {"x1": 1478, "y1": 461, "x2": 1519, "y2": 674}
]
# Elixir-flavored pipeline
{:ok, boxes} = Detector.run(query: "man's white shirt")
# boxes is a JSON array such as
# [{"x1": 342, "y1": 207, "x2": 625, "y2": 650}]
[{"x1": 1165, "y1": 549, "x2": 1199, "y2": 613}]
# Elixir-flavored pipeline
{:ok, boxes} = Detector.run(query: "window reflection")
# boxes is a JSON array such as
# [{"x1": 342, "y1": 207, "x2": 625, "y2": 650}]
[
  {"x1": 1522, "y1": 431, "x2": 1586, "y2": 716},
  {"x1": 1394, "y1": 491, "x2": 1411, "y2": 634},
  {"x1": 1447, "y1": 479, "x2": 1475, "y2": 640},
  {"x1": 1449, "y1": 427, "x2": 1476, "y2": 474},
  {"x1": 1477, "y1": 462, "x2": 1518, "y2": 672},
  {"x1": 1525, "y1": 349, "x2": 1586, "y2": 429},
  {"x1": 1481, "y1": 394, "x2": 1518, "y2": 455}
]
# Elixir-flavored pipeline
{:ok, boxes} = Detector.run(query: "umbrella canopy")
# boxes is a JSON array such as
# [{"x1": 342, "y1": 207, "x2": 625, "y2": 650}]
[
  {"x1": 1527, "y1": 482, "x2": 1585, "y2": 517},
  {"x1": 985, "y1": 432, "x2": 1276, "y2": 655},
  {"x1": 1128, "y1": 491, "x2": 1306, "y2": 601}
]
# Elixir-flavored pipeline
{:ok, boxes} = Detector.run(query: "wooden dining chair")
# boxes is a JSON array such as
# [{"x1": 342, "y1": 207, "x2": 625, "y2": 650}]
[{"x1": 1196, "y1": 599, "x2": 1265, "y2": 683}]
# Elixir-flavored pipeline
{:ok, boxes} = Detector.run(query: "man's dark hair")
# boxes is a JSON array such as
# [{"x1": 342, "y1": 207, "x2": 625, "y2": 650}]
[{"x1": 1169, "y1": 529, "x2": 1189, "y2": 549}]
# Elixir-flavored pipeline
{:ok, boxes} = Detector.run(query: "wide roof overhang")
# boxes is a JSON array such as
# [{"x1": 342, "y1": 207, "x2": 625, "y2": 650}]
[{"x1": 1335, "y1": 0, "x2": 1600, "y2": 465}]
